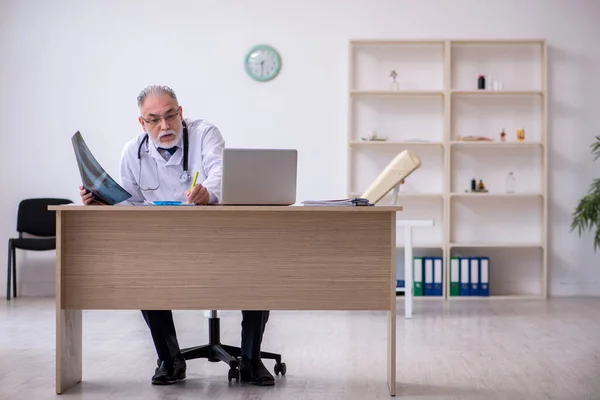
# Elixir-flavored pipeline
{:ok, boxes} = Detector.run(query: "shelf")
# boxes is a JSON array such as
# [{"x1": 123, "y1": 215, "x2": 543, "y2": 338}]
[
  {"x1": 350, "y1": 146, "x2": 444, "y2": 195},
  {"x1": 412, "y1": 296, "x2": 445, "y2": 300},
  {"x1": 350, "y1": 90, "x2": 444, "y2": 96},
  {"x1": 449, "y1": 243, "x2": 543, "y2": 248},
  {"x1": 350, "y1": 41, "x2": 444, "y2": 92},
  {"x1": 350, "y1": 39, "x2": 446, "y2": 45},
  {"x1": 351, "y1": 39, "x2": 545, "y2": 46},
  {"x1": 350, "y1": 140, "x2": 444, "y2": 147},
  {"x1": 451, "y1": 90, "x2": 543, "y2": 96},
  {"x1": 450, "y1": 192, "x2": 543, "y2": 198},
  {"x1": 450, "y1": 39, "x2": 545, "y2": 45},
  {"x1": 394, "y1": 193, "x2": 444, "y2": 198},
  {"x1": 450, "y1": 141, "x2": 543, "y2": 147},
  {"x1": 447, "y1": 294, "x2": 545, "y2": 300},
  {"x1": 350, "y1": 92, "x2": 444, "y2": 143},
  {"x1": 450, "y1": 41, "x2": 544, "y2": 93},
  {"x1": 349, "y1": 192, "x2": 443, "y2": 199},
  {"x1": 348, "y1": 38, "x2": 547, "y2": 300},
  {"x1": 396, "y1": 244, "x2": 444, "y2": 249}
]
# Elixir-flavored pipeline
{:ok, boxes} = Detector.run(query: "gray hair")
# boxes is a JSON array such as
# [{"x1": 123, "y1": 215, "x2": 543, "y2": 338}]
[{"x1": 137, "y1": 85, "x2": 178, "y2": 109}]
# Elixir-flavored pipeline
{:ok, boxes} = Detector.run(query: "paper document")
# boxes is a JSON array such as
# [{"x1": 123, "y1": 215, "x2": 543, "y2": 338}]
[
  {"x1": 301, "y1": 198, "x2": 372, "y2": 206},
  {"x1": 71, "y1": 131, "x2": 132, "y2": 205}
]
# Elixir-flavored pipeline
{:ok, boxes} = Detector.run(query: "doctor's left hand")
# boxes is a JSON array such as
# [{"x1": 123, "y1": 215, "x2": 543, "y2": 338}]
[{"x1": 186, "y1": 184, "x2": 210, "y2": 205}]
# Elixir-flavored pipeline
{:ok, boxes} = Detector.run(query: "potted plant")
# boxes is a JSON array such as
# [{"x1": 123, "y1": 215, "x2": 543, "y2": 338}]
[{"x1": 571, "y1": 135, "x2": 600, "y2": 250}]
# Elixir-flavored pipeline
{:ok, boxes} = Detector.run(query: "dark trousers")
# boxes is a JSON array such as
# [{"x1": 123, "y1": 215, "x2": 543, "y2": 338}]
[{"x1": 141, "y1": 310, "x2": 270, "y2": 362}]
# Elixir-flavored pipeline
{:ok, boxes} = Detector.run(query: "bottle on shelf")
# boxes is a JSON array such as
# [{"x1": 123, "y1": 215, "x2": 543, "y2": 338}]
[
  {"x1": 477, "y1": 75, "x2": 486, "y2": 90},
  {"x1": 506, "y1": 172, "x2": 516, "y2": 193},
  {"x1": 471, "y1": 178, "x2": 476, "y2": 191}
]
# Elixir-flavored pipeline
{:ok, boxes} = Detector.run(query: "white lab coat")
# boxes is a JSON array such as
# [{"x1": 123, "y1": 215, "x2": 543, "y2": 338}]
[{"x1": 119, "y1": 118, "x2": 224, "y2": 205}]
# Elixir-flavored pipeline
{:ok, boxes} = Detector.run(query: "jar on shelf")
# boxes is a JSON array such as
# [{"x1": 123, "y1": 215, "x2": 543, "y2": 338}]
[{"x1": 506, "y1": 172, "x2": 516, "y2": 193}]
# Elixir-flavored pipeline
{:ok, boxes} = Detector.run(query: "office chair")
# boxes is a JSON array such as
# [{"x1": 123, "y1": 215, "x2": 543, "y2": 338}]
[
  {"x1": 6, "y1": 198, "x2": 73, "y2": 300},
  {"x1": 180, "y1": 310, "x2": 287, "y2": 382}
]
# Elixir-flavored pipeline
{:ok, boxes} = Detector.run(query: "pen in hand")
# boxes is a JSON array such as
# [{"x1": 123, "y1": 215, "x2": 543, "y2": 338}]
[
  {"x1": 186, "y1": 171, "x2": 209, "y2": 205},
  {"x1": 190, "y1": 171, "x2": 199, "y2": 192}
]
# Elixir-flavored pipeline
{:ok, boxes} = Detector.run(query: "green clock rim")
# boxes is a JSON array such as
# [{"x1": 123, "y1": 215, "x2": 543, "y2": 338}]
[{"x1": 244, "y1": 44, "x2": 282, "y2": 82}]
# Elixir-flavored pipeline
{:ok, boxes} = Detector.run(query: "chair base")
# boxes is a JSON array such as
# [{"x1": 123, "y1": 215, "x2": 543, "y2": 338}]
[{"x1": 180, "y1": 313, "x2": 286, "y2": 382}]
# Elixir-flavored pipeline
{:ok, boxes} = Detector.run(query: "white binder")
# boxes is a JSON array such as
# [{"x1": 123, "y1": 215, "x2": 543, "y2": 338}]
[
  {"x1": 469, "y1": 257, "x2": 479, "y2": 296},
  {"x1": 433, "y1": 257, "x2": 443, "y2": 296},
  {"x1": 424, "y1": 257, "x2": 434, "y2": 296},
  {"x1": 460, "y1": 257, "x2": 469, "y2": 296}
]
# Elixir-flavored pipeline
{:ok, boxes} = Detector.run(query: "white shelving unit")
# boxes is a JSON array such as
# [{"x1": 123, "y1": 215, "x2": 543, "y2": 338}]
[{"x1": 347, "y1": 39, "x2": 547, "y2": 299}]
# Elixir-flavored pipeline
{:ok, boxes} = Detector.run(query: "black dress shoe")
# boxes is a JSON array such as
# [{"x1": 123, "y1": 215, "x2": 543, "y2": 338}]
[
  {"x1": 151, "y1": 354, "x2": 186, "y2": 385},
  {"x1": 240, "y1": 357, "x2": 275, "y2": 386}
]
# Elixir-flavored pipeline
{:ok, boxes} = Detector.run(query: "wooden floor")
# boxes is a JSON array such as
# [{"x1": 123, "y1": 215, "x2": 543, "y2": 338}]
[{"x1": 1, "y1": 297, "x2": 599, "y2": 400}]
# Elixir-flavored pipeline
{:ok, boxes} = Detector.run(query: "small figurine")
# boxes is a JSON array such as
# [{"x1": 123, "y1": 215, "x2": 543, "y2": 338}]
[
  {"x1": 517, "y1": 128, "x2": 525, "y2": 142},
  {"x1": 478, "y1": 179, "x2": 485, "y2": 191},
  {"x1": 389, "y1": 70, "x2": 399, "y2": 91},
  {"x1": 500, "y1": 128, "x2": 506, "y2": 142}
]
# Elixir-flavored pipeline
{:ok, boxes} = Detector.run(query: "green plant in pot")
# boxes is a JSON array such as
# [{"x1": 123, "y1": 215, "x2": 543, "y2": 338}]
[{"x1": 571, "y1": 135, "x2": 600, "y2": 250}]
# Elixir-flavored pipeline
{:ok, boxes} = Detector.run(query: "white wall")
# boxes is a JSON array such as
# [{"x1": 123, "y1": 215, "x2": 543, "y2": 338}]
[{"x1": 1, "y1": 0, "x2": 599, "y2": 297}]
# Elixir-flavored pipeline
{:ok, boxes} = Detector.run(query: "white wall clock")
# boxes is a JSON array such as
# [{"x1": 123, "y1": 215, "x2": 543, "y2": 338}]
[{"x1": 244, "y1": 44, "x2": 282, "y2": 82}]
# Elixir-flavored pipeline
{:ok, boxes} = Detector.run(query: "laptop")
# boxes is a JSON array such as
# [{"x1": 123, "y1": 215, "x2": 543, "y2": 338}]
[{"x1": 220, "y1": 148, "x2": 298, "y2": 205}]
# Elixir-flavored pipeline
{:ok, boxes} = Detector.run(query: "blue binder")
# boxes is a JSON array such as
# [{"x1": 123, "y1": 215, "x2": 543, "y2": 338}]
[
  {"x1": 424, "y1": 257, "x2": 434, "y2": 296},
  {"x1": 459, "y1": 257, "x2": 470, "y2": 296},
  {"x1": 433, "y1": 257, "x2": 443, "y2": 296},
  {"x1": 479, "y1": 257, "x2": 490, "y2": 296},
  {"x1": 469, "y1": 257, "x2": 480, "y2": 296}
]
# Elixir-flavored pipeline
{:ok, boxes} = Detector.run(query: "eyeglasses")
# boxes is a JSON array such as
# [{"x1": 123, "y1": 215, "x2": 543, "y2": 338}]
[{"x1": 141, "y1": 106, "x2": 181, "y2": 126}]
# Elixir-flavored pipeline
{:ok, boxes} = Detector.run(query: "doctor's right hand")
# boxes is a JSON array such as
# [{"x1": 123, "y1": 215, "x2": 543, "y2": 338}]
[{"x1": 79, "y1": 185, "x2": 102, "y2": 205}]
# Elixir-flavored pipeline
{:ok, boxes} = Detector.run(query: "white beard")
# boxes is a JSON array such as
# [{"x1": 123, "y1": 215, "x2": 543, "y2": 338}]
[{"x1": 151, "y1": 129, "x2": 182, "y2": 149}]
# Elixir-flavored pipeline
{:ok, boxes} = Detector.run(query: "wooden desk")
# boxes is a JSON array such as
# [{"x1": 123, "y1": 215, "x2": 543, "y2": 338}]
[{"x1": 50, "y1": 205, "x2": 401, "y2": 396}]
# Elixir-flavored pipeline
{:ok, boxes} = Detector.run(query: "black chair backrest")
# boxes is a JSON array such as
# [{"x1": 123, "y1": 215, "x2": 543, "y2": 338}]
[{"x1": 16, "y1": 198, "x2": 73, "y2": 237}]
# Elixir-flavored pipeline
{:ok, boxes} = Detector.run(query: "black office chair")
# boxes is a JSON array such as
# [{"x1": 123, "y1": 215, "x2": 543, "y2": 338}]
[
  {"x1": 180, "y1": 310, "x2": 287, "y2": 382},
  {"x1": 6, "y1": 198, "x2": 73, "y2": 300}
]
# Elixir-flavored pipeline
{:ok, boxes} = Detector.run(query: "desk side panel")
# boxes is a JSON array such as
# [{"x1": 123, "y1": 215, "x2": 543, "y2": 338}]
[{"x1": 61, "y1": 210, "x2": 393, "y2": 310}]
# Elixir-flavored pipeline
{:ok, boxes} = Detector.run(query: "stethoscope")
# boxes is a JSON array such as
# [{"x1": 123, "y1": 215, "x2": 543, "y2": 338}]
[{"x1": 136, "y1": 120, "x2": 191, "y2": 191}]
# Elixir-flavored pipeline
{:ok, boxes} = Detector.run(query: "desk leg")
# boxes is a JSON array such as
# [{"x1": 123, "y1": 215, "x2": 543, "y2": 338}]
[
  {"x1": 404, "y1": 226, "x2": 413, "y2": 319},
  {"x1": 388, "y1": 215, "x2": 397, "y2": 396},
  {"x1": 56, "y1": 309, "x2": 82, "y2": 394},
  {"x1": 388, "y1": 306, "x2": 396, "y2": 396}
]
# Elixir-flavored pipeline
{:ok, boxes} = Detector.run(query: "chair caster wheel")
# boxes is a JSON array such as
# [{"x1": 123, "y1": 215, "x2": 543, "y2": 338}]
[
  {"x1": 274, "y1": 362, "x2": 286, "y2": 376},
  {"x1": 228, "y1": 367, "x2": 239, "y2": 382}
]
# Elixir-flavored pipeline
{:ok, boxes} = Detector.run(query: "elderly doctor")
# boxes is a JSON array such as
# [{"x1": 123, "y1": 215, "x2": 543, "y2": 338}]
[{"x1": 79, "y1": 85, "x2": 275, "y2": 387}]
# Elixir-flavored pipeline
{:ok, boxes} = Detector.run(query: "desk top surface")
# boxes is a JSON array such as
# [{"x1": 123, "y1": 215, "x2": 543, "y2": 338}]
[{"x1": 49, "y1": 204, "x2": 402, "y2": 212}]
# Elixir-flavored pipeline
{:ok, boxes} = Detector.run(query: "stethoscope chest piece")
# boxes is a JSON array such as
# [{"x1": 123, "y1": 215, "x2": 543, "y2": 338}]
[{"x1": 180, "y1": 171, "x2": 191, "y2": 183}]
